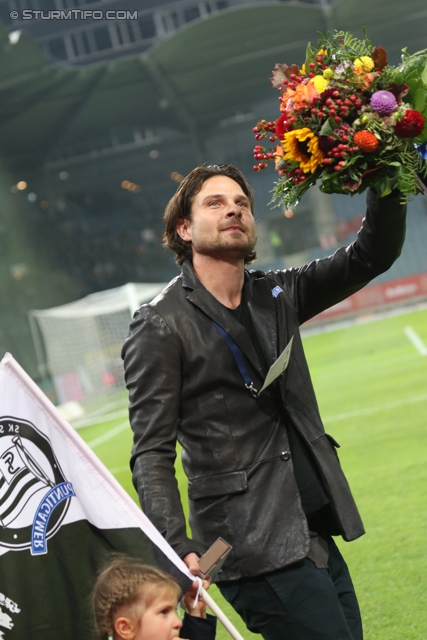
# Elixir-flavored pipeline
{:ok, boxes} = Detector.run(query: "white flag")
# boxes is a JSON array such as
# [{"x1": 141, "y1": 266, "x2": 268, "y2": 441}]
[
  {"x1": 0, "y1": 353, "x2": 244, "y2": 640},
  {"x1": 0, "y1": 353, "x2": 196, "y2": 639}
]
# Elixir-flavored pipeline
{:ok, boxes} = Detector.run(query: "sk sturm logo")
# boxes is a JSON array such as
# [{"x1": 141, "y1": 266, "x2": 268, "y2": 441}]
[{"x1": 0, "y1": 417, "x2": 75, "y2": 555}]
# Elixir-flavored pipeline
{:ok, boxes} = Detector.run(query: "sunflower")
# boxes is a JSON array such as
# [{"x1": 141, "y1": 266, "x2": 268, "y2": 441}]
[{"x1": 282, "y1": 128, "x2": 324, "y2": 173}]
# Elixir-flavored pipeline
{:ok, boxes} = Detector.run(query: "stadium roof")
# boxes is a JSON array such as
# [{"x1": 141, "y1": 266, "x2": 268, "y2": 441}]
[{"x1": 1, "y1": 0, "x2": 427, "y2": 172}]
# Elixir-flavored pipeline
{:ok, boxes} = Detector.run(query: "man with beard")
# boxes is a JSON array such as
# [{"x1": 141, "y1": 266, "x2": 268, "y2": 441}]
[{"x1": 122, "y1": 164, "x2": 406, "y2": 640}]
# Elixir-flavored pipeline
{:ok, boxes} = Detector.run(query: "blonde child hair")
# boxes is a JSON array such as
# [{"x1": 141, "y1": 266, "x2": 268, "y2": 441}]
[{"x1": 92, "y1": 556, "x2": 181, "y2": 640}]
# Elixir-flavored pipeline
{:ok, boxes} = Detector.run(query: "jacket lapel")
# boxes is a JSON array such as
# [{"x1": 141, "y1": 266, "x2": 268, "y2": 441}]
[
  {"x1": 181, "y1": 262, "x2": 263, "y2": 375},
  {"x1": 244, "y1": 275, "x2": 279, "y2": 367}
]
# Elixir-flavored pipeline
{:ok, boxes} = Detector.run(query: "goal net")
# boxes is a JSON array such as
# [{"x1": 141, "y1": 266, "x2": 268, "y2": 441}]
[{"x1": 29, "y1": 283, "x2": 166, "y2": 411}]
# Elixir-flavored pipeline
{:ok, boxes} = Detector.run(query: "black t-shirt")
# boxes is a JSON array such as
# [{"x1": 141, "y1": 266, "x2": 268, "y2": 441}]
[{"x1": 225, "y1": 296, "x2": 330, "y2": 519}]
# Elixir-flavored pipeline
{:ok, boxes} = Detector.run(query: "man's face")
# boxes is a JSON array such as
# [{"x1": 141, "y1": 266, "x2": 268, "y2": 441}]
[{"x1": 176, "y1": 175, "x2": 257, "y2": 262}]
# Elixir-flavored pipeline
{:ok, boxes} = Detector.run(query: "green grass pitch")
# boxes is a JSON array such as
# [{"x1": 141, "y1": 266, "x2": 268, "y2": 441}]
[{"x1": 79, "y1": 306, "x2": 427, "y2": 640}]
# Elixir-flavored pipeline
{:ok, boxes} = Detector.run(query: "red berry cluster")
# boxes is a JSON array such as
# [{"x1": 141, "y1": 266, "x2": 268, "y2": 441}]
[
  {"x1": 314, "y1": 54, "x2": 328, "y2": 71},
  {"x1": 288, "y1": 168, "x2": 307, "y2": 184},
  {"x1": 253, "y1": 144, "x2": 276, "y2": 171},
  {"x1": 317, "y1": 91, "x2": 362, "y2": 125},
  {"x1": 253, "y1": 120, "x2": 278, "y2": 170},
  {"x1": 321, "y1": 136, "x2": 359, "y2": 172},
  {"x1": 253, "y1": 120, "x2": 277, "y2": 141},
  {"x1": 282, "y1": 71, "x2": 309, "y2": 91},
  {"x1": 288, "y1": 98, "x2": 314, "y2": 123},
  {"x1": 281, "y1": 57, "x2": 327, "y2": 92}
]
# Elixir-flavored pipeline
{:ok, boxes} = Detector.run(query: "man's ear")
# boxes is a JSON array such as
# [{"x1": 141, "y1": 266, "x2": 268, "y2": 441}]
[
  {"x1": 176, "y1": 218, "x2": 191, "y2": 242},
  {"x1": 114, "y1": 616, "x2": 136, "y2": 640}
]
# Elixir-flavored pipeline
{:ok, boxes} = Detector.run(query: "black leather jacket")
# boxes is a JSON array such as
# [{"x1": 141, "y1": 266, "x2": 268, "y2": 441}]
[{"x1": 122, "y1": 189, "x2": 406, "y2": 581}]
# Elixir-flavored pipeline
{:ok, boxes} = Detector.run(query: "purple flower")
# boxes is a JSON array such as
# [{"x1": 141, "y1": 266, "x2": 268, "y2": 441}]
[{"x1": 370, "y1": 90, "x2": 397, "y2": 115}]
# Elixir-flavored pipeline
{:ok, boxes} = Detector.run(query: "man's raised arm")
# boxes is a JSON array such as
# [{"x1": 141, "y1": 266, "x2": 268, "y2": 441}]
[{"x1": 277, "y1": 188, "x2": 407, "y2": 325}]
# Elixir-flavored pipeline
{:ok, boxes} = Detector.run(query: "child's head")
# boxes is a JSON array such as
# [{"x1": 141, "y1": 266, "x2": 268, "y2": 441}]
[{"x1": 92, "y1": 557, "x2": 182, "y2": 640}]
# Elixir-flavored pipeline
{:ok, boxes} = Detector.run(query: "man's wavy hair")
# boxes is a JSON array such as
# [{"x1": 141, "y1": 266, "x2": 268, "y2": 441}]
[{"x1": 163, "y1": 164, "x2": 257, "y2": 266}]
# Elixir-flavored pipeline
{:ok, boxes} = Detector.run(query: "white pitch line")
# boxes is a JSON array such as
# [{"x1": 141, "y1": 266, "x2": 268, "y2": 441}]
[
  {"x1": 109, "y1": 465, "x2": 131, "y2": 475},
  {"x1": 404, "y1": 326, "x2": 427, "y2": 356},
  {"x1": 87, "y1": 421, "x2": 129, "y2": 448},
  {"x1": 73, "y1": 408, "x2": 128, "y2": 429},
  {"x1": 324, "y1": 393, "x2": 427, "y2": 423},
  {"x1": 84, "y1": 399, "x2": 127, "y2": 418}
]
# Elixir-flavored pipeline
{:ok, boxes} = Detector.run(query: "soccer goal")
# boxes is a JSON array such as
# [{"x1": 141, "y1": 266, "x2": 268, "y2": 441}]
[{"x1": 29, "y1": 283, "x2": 166, "y2": 412}]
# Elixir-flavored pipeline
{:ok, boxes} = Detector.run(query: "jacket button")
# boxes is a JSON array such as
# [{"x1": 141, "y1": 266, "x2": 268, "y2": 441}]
[{"x1": 280, "y1": 451, "x2": 291, "y2": 461}]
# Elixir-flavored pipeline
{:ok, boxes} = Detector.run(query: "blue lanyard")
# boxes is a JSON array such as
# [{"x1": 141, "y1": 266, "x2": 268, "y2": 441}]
[{"x1": 211, "y1": 319, "x2": 259, "y2": 398}]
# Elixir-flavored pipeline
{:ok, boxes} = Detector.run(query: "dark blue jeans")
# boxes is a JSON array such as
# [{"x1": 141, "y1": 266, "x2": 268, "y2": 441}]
[{"x1": 217, "y1": 538, "x2": 362, "y2": 640}]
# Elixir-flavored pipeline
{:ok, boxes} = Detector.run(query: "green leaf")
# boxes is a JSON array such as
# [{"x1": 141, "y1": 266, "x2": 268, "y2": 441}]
[
  {"x1": 414, "y1": 88, "x2": 427, "y2": 114},
  {"x1": 305, "y1": 42, "x2": 316, "y2": 67},
  {"x1": 319, "y1": 119, "x2": 337, "y2": 137},
  {"x1": 377, "y1": 181, "x2": 392, "y2": 197},
  {"x1": 417, "y1": 123, "x2": 427, "y2": 142}
]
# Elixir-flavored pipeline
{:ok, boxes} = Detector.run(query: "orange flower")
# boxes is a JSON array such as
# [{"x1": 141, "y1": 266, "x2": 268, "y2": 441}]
[
  {"x1": 281, "y1": 81, "x2": 318, "y2": 110},
  {"x1": 292, "y1": 81, "x2": 318, "y2": 107},
  {"x1": 274, "y1": 144, "x2": 284, "y2": 170},
  {"x1": 353, "y1": 130, "x2": 379, "y2": 153},
  {"x1": 353, "y1": 69, "x2": 376, "y2": 89},
  {"x1": 280, "y1": 86, "x2": 296, "y2": 109}
]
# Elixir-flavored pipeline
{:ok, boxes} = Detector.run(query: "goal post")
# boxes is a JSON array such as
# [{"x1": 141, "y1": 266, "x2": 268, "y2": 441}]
[{"x1": 29, "y1": 282, "x2": 166, "y2": 410}]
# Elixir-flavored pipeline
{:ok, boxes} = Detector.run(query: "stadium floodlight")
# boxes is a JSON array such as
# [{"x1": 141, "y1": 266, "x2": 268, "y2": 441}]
[{"x1": 29, "y1": 283, "x2": 166, "y2": 411}]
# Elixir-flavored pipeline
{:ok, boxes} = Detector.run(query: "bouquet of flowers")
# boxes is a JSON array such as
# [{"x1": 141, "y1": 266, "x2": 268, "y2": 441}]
[{"x1": 253, "y1": 30, "x2": 427, "y2": 209}]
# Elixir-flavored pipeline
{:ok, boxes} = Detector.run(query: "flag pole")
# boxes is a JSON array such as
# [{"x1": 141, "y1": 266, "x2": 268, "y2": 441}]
[{"x1": 202, "y1": 588, "x2": 246, "y2": 640}]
